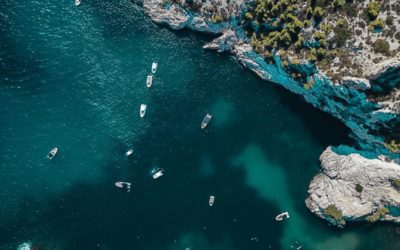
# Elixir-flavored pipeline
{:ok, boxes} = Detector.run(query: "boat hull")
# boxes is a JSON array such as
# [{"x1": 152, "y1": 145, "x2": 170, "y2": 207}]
[
  {"x1": 146, "y1": 75, "x2": 153, "y2": 88},
  {"x1": 151, "y1": 62, "x2": 157, "y2": 74},
  {"x1": 140, "y1": 104, "x2": 147, "y2": 118},
  {"x1": 47, "y1": 148, "x2": 58, "y2": 160},
  {"x1": 201, "y1": 114, "x2": 212, "y2": 129}
]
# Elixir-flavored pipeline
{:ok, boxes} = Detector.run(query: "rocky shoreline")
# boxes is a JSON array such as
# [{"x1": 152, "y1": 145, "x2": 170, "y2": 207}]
[
  {"x1": 306, "y1": 147, "x2": 400, "y2": 226},
  {"x1": 142, "y1": 0, "x2": 400, "y2": 226}
]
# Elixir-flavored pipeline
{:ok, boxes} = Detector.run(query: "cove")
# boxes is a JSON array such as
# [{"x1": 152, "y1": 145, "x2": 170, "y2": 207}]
[{"x1": 1, "y1": 0, "x2": 400, "y2": 249}]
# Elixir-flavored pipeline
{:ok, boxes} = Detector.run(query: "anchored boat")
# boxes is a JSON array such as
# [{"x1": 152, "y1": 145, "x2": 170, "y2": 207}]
[
  {"x1": 151, "y1": 167, "x2": 164, "y2": 179},
  {"x1": 209, "y1": 195, "x2": 215, "y2": 206},
  {"x1": 151, "y1": 62, "x2": 158, "y2": 74},
  {"x1": 115, "y1": 182, "x2": 131, "y2": 192},
  {"x1": 275, "y1": 211, "x2": 290, "y2": 221},
  {"x1": 140, "y1": 104, "x2": 147, "y2": 118},
  {"x1": 125, "y1": 149, "x2": 133, "y2": 156},
  {"x1": 47, "y1": 147, "x2": 58, "y2": 160},
  {"x1": 75, "y1": 0, "x2": 81, "y2": 6},
  {"x1": 146, "y1": 75, "x2": 153, "y2": 88},
  {"x1": 201, "y1": 113, "x2": 212, "y2": 129}
]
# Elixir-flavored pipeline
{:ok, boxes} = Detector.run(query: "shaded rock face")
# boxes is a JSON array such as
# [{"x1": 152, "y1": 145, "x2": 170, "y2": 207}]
[
  {"x1": 142, "y1": 0, "x2": 400, "y2": 226},
  {"x1": 306, "y1": 147, "x2": 400, "y2": 223}
]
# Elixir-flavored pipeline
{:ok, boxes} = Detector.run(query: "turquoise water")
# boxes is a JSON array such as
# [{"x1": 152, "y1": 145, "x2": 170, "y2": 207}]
[{"x1": 1, "y1": 0, "x2": 400, "y2": 249}]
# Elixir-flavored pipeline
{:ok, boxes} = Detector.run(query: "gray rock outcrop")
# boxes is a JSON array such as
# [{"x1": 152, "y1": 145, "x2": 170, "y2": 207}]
[
  {"x1": 306, "y1": 147, "x2": 400, "y2": 224},
  {"x1": 143, "y1": 0, "x2": 189, "y2": 30}
]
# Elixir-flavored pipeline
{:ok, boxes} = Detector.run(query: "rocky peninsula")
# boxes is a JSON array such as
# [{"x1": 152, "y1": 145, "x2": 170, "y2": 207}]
[{"x1": 143, "y1": 0, "x2": 400, "y2": 226}]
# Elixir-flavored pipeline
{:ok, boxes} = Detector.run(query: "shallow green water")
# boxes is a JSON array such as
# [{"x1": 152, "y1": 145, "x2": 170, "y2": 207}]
[{"x1": 1, "y1": 0, "x2": 400, "y2": 249}]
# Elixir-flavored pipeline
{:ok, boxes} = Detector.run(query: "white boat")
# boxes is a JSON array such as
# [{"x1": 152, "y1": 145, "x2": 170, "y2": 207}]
[
  {"x1": 201, "y1": 113, "x2": 212, "y2": 129},
  {"x1": 125, "y1": 149, "x2": 134, "y2": 156},
  {"x1": 47, "y1": 147, "x2": 58, "y2": 160},
  {"x1": 275, "y1": 211, "x2": 290, "y2": 221},
  {"x1": 140, "y1": 104, "x2": 147, "y2": 118},
  {"x1": 115, "y1": 181, "x2": 131, "y2": 192},
  {"x1": 152, "y1": 168, "x2": 164, "y2": 179},
  {"x1": 151, "y1": 62, "x2": 158, "y2": 74},
  {"x1": 75, "y1": 0, "x2": 81, "y2": 6},
  {"x1": 146, "y1": 75, "x2": 153, "y2": 88},
  {"x1": 209, "y1": 195, "x2": 215, "y2": 206}
]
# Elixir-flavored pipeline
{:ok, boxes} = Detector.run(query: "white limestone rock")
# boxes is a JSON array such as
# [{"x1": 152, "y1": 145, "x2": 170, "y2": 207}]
[
  {"x1": 306, "y1": 147, "x2": 400, "y2": 225},
  {"x1": 364, "y1": 56, "x2": 400, "y2": 80},
  {"x1": 203, "y1": 30, "x2": 237, "y2": 53},
  {"x1": 341, "y1": 76, "x2": 371, "y2": 90},
  {"x1": 143, "y1": 0, "x2": 189, "y2": 30}
]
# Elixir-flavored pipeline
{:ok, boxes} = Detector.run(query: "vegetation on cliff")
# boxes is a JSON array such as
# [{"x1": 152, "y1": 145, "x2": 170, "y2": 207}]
[
  {"x1": 355, "y1": 184, "x2": 363, "y2": 193},
  {"x1": 366, "y1": 207, "x2": 389, "y2": 222},
  {"x1": 385, "y1": 140, "x2": 400, "y2": 153},
  {"x1": 244, "y1": 0, "x2": 400, "y2": 81},
  {"x1": 325, "y1": 204, "x2": 345, "y2": 226}
]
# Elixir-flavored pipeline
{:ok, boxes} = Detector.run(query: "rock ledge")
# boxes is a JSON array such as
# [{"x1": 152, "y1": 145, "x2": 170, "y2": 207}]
[{"x1": 306, "y1": 147, "x2": 400, "y2": 224}]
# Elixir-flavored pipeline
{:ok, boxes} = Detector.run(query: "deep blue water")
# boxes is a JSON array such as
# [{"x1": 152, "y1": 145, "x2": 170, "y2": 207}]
[{"x1": 1, "y1": 0, "x2": 400, "y2": 249}]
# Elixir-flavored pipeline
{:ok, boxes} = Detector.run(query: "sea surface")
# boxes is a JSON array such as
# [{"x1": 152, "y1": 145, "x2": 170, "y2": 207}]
[{"x1": 1, "y1": 0, "x2": 400, "y2": 249}]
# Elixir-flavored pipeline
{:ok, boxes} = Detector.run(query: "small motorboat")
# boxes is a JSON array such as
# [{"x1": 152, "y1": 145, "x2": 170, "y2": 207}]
[
  {"x1": 151, "y1": 167, "x2": 164, "y2": 179},
  {"x1": 47, "y1": 147, "x2": 58, "y2": 160},
  {"x1": 140, "y1": 104, "x2": 147, "y2": 118},
  {"x1": 146, "y1": 75, "x2": 153, "y2": 88},
  {"x1": 75, "y1": 0, "x2": 81, "y2": 6},
  {"x1": 275, "y1": 211, "x2": 290, "y2": 221},
  {"x1": 201, "y1": 113, "x2": 212, "y2": 129},
  {"x1": 115, "y1": 181, "x2": 131, "y2": 192},
  {"x1": 125, "y1": 149, "x2": 134, "y2": 156},
  {"x1": 209, "y1": 195, "x2": 215, "y2": 206},
  {"x1": 151, "y1": 62, "x2": 158, "y2": 74}
]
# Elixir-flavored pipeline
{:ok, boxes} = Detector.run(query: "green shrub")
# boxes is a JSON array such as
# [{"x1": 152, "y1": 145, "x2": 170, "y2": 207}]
[
  {"x1": 325, "y1": 205, "x2": 345, "y2": 225},
  {"x1": 211, "y1": 15, "x2": 223, "y2": 23},
  {"x1": 337, "y1": 18, "x2": 346, "y2": 27},
  {"x1": 313, "y1": 7, "x2": 325, "y2": 20},
  {"x1": 367, "y1": 2, "x2": 381, "y2": 20},
  {"x1": 386, "y1": 16, "x2": 394, "y2": 26},
  {"x1": 368, "y1": 18, "x2": 385, "y2": 31},
  {"x1": 372, "y1": 39, "x2": 390, "y2": 55},
  {"x1": 355, "y1": 184, "x2": 363, "y2": 193},
  {"x1": 366, "y1": 208, "x2": 389, "y2": 222},
  {"x1": 392, "y1": 179, "x2": 400, "y2": 189},
  {"x1": 333, "y1": 20, "x2": 351, "y2": 47},
  {"x1": 320, "y1": 23, "x2": 331, "y2": 33},
  {"x1": 245, "y1": 12, "x2": 254, "y2": 21},
  {"x1": 303, "y1": 79, "x2": 315, "y2": 89},
  {"x1": 385, "y1": 140, "x2": 400, "y2": 152},
  {"x1": 307, "y1": 48, "x2": 318, "y2": 62},
  {"x1": 332, "y1": 0, "x2": 345, "y2": 9}
]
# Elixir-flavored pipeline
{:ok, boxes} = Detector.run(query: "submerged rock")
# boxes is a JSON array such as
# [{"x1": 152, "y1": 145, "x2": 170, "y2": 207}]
[{"x1": 306, "y1": 147, "x2": 400, "y2": 225}]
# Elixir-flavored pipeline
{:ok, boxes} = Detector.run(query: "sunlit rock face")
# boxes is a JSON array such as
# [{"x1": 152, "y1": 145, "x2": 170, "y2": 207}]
[
  {"x1": 143, "y1": 0, "x2": 400, "y2": 225},
  {"x1": 306, "y1": 147, "x2": 400, "y2": 225}
]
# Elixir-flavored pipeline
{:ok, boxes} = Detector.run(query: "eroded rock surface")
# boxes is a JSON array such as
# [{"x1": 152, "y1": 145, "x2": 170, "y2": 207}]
[{"x1": 306, "y1": 147, "x2": 400, "y2": 223}]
